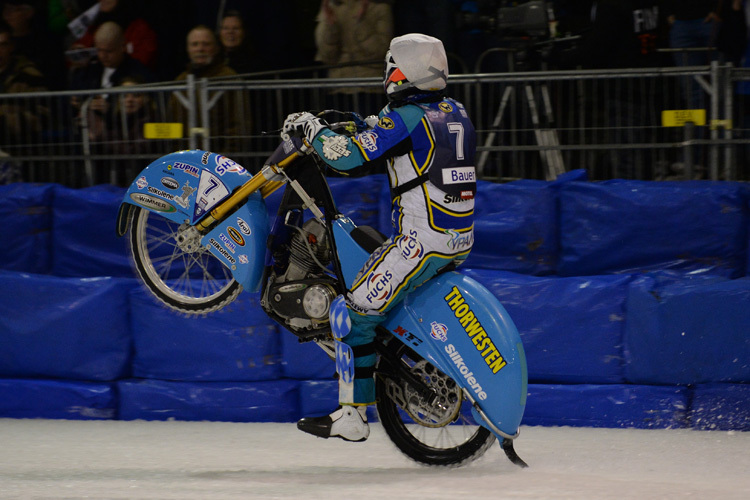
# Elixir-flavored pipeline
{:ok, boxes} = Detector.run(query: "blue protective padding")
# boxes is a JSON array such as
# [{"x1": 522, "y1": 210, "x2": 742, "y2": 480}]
[
  {"x1": 558, "y1": 180, "x2": 749, "y2": 278},
  {"x1": 117, "y1": 379, "x2": 300, "y2": 422},
  {"x1": 51, "y1": 184, "x2": 131, "y2": 277},
  {"x1": 328, "y1": 176, "x2": 387, "y2": 230},
  {"x1": 0, "y1": 379, "x2": 116, "y2": 419},
  {"x1": 0, "y1": 183, "x2": 53, "y2": 274},
  {"x1": 624, "y1": 274, "x2": 750, "y2": 385},
  {"x1": 523, "y1": 384, "x2": 690, "y2": 429},
  {"x1": 382, "y1": 271, "x2": 527, "y2": 438},
  {"x1": 279, "y1": 333, "x2": 334, "y2": 379},
  {"x1": 0, "y1": 272, "x2": 133, "y2": 380},
  {"x1": 466, "y1": 179, "x2": 558, "y2": 275},
  {"x1": 129, "y1": 288, "x2": 281, "y2": 381},
  {"x1": 465, "y1": 269, "x2": 630, "y2": 383},
  {"x1": 298, "y1": 379, "x2": 339, "y2": 416},
  {"x1": 691, "y1": 383, "x2": 750, "y2": 431}
]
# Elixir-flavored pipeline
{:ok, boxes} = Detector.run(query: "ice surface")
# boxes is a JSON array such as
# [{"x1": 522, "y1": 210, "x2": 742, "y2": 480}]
[{"x1": 0, "y1": 419, "x2": 748, "y2": 499}]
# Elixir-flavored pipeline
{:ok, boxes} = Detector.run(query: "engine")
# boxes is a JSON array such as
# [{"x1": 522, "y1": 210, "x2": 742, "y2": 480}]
[{"x1": 262, "y1": 218, "x2": 338, "y2": 334}]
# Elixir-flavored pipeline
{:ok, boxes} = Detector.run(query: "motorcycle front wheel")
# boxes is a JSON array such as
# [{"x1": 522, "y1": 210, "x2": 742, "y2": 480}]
[
  {"x1": 375, "y1": 338, "x2": 496, "y2": 467},
  {"x1": 129, "y1": 206, "x2": 242, "y2": 314}
]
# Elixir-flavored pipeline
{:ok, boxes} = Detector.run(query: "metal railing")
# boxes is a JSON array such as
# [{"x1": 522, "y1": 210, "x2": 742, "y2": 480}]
[{"x1": 2, "y1": 60, "x2": 749, "y2": 187}]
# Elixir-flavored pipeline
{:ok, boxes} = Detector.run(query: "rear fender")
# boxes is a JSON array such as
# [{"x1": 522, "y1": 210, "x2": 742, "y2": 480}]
[{"x1": 381, "y1": 272, "x2": 527, "y2": 440}]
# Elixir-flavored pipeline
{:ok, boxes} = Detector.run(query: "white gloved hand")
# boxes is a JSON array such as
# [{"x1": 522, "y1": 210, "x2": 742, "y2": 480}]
[{"x1": 281, "y1": 111, "x2": 328, "y2": 144}]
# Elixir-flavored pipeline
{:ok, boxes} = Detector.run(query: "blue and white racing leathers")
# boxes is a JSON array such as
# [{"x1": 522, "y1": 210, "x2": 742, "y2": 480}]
[{"x1": 310, "y1": 96, "x2": 477, "y2": 405}]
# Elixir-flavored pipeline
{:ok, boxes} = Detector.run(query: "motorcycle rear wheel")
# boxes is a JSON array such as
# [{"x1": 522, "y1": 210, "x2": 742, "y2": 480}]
[
  {"x1": 375, "y1": 339, "x2": 496, "y2": 467},
  {"x1": 129, "y1": 206, "x2": 242, "y2": 314}
]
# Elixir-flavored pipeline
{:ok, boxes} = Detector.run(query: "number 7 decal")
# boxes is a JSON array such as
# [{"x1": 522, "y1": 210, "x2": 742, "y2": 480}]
[{"x1": 448, "y1": 122, "x2": 464, "y2": 160}]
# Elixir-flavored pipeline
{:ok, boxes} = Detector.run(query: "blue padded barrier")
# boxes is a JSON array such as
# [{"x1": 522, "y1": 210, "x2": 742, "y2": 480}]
[
  {"x1": 523, "y1": 384, "x2": 689, "y2": 429},
  {"x1": 0, "y1": 183, "x2": 53, "y2": 274},
  {"x1": 298, "y1": 379, "x2": 339, "y2": 417},
  {"x1": 297, "y1": 379, "x2": 380, "y2": 422},
  {"x1": 467, "y1": 180, "x2": 557, "y2": 275},
  {"x1": 558, "y1": 180, "x2": 748, "y2": 278},
  {"x1": 0, "y1": 379, "x2": 116, "y2": 419},
  {"x1": 280, "y1": 331, "x2": 334, "y2": 380},
  {"x1": 262, "y1": 176, "x2": 386, "y2": 234},
  {"x1": 51, "y1": 184, "x2": 131, "y2": 277},
  {"x1": 130, "y1": 288, "x2": 282, "y2": 381},
  {"x1": 464, "y1": 269, "x2": 630, "y2": 383},
  {"x1": 624, "y1": 274, "x2": 750, "y2": 385},
  {"x1": 691, "y1": 383, "x2": 750, "y2": 431},
  {"x1": 118, "y1": 379, "x2": 300, "y2": 422},
  {"x1": 0, "y1": 272, "x2": 133, "y2": 381}
]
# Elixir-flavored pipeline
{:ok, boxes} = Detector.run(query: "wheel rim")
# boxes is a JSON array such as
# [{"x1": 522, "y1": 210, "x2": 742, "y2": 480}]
[
  {"x1": 134, "y1": 209, "x2": 236, "y2": 304},
  {"x1": 377, "y1": 342, "x2": 494, "y2": 465}
]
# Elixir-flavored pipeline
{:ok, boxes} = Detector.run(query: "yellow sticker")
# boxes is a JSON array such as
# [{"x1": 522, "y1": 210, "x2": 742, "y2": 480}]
[
  {"x1": 661, "y1": 109, "x2": 706, "y2": 127},
  {"x1": 143, "y1": 122, "x2": 184, "y2": 139},
  {"x1": 378, "y1": 117, "x2": 395, "y2": 130}
]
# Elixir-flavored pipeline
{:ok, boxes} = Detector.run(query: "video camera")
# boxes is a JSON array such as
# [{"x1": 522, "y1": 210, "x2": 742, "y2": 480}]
[
  {"x1": 459, "y1": 0, "x2": 553, "y2": 39},
  {"x1": 458, "y1": 1, "x2": 579, "y2": 71}
]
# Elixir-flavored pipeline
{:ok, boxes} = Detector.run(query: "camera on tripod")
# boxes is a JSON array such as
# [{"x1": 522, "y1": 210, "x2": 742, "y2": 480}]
[
  {"x1": 458, "y1": 1, "x2": 569, "y2": 70},
  {"x1": 459, "y1": 0, "x2": 552, "y2": 39}
]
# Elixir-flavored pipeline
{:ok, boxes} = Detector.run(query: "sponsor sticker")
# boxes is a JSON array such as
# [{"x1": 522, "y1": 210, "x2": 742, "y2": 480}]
[
  {"x1": 209, "y1": 238, "x2": 236, "y2": 265},
  {"x1": 130, "y1": 193, "x2": 176, "y2": 213},
  {"x1": 161, "y1": 177, "x2": 179, "y2": 190},
  {"x1": 170, "y1": 162, "x2": 200, "y2": 178},
  {"x1": 430, "y1": 321, "x2": 448, "y2": 342},
  {"x1": 136, "y1": 176, "x2": 148, "y2": 189},
  {"x1": 442, "y1": 166, "x2": 476, "y2": 185},
  {"x1": 438, "y1": 101, "x2": 454, "y2": 113},
  {"x1": 236, "y1": 217, "x2": 252, "y2": 235},
  {"x1": 215, "y1": 156, "x2": 247, "y2": 176},
  {"x1": 355, "y1": 131, "x2": 378, "y2": 152},
  {"x1": 444, "y1": 286, "x2": 507, "y2": 374},
  {"x1": 227, "y1": 226, "x2": 245, "y2": 246},
  {"x1": 365, "y1": 270, "x2": 393, "y2": 304},
  {"x1": 319, "y1": 135, "x2": 351, "y2": 161},
  {"x1": 396, "y1": 230, "x2": 423, "y2": 260},
  {"x1": 377, "y1": 116, "x2": 395, "y2": 129}
]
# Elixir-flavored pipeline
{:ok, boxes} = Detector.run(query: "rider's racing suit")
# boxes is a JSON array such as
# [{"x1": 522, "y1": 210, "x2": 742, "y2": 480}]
[{"x1": 309, "y1": 95, "x2": 477, "y2": 405}]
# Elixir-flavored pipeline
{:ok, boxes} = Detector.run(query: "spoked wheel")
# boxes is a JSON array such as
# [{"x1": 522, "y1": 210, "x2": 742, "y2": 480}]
[
  {"x1": 129, "y1": 206, "x2": 242, "y2": 314},
  {"x1": 375, "y1": 339, "x2": 495, "y2": 467}
]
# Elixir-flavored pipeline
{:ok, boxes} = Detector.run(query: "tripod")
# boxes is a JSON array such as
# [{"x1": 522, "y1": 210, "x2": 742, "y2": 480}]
[{"x1": 478, "y1": 81, "x2": 565, "y2": 181}]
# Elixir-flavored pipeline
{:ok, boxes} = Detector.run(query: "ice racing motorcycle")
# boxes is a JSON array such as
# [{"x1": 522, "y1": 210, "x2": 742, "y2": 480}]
[{"x1": 116, "y1": 113, "x2": 528, "y2": 468}]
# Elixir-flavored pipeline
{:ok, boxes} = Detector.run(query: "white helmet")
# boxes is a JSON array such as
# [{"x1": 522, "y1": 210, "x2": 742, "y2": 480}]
[{"x1": 384, "y1": 33, "x2": 449, "y2": 101}]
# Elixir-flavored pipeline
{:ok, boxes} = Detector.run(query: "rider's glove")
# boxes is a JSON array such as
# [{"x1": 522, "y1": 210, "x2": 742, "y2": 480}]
[{"x1": 281, "y1": 111, "x2": 328, "y2": 145}]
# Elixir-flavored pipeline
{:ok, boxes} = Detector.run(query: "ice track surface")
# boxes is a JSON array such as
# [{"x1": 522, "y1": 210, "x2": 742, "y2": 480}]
[{"x1": 1, "y1": 419, "x2": 748, "y2": 500}]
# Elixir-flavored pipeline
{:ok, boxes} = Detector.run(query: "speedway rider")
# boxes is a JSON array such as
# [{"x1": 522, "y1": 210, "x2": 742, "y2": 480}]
[{"x1": 281, "y1": 33, "x2": 477, "y2": 442}]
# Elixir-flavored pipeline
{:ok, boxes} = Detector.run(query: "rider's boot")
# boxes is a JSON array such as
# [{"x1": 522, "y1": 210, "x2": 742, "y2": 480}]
[{"x1": 297, "y1": 405, "x2": 369, "y2": 442}]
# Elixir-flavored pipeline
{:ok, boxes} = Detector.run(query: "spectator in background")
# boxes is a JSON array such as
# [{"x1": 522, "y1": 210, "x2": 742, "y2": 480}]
[
  {"x1": 86, "y1": 75, "x2": 158, "y2": 185},
  {"x1": 314, "y1": 0, "x2": 393, "y2": 113},
  {"x1": 170, "y1": 25, "x2": 244, "y2": 155},
  {"x1": 2, "y1": 0, "x2": 66, "y2": 89},
  {"x1": 218, "y1": 9, "x2": 260, "y2": 75},
  {"x1": 72, "y1": 0, "x2": 158, "y2": 70},
  {"x1": 69, "y1": 21, "x2": 155, "y2": 92},
  {"x1": 314, "y1": 0, "x2": 393, "y2": 85},
  {"x1": 0, "y1": 22, "x2": 48, "y2": 181}
]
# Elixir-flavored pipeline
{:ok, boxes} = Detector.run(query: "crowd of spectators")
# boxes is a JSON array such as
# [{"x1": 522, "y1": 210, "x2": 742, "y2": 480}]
[{"x1": 1, "y1": 0, "x2": 750, "y2": 185}]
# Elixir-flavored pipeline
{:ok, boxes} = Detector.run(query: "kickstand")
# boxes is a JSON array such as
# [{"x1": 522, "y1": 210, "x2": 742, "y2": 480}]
[{"x1": 502, "y1": 438, "x2": 529, "y2": 468}]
